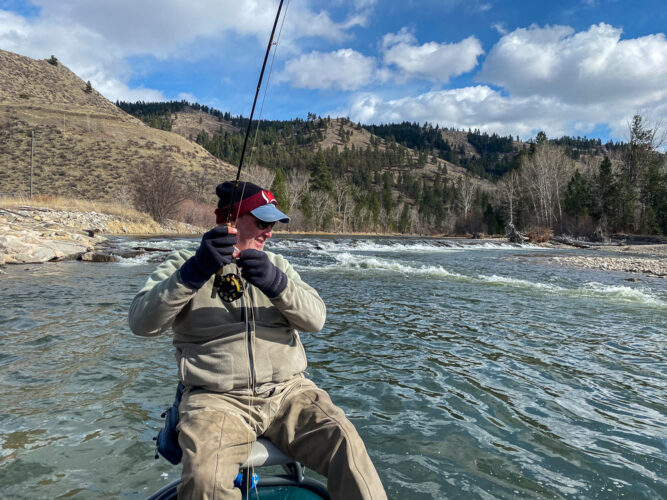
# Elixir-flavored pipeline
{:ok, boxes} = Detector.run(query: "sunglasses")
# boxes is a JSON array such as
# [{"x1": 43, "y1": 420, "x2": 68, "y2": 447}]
[{"x1": 255, "y1": 218, "x2": 275, "y2": 230}]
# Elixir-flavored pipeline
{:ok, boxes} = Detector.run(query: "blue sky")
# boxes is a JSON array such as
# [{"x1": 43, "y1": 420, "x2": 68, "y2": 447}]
[{"x1": 1, "y1": 0, "x2": 666, "y2": 143}]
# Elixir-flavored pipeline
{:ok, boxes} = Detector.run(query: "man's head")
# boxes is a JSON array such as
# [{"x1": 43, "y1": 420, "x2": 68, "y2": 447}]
[{"x1": 215, "y1": 181, "x2": 289, "y2": 252}]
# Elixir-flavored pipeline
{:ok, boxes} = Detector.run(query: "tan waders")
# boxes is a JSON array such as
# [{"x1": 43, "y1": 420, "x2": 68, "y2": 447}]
[{"x1": 177, "y1": 377, "x2": 387, "y2": 500}]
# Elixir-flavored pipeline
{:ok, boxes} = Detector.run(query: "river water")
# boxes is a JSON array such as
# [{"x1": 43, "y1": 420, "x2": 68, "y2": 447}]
[{"x1": 1, "y1": 236, "x2": 665, "y2": 499}]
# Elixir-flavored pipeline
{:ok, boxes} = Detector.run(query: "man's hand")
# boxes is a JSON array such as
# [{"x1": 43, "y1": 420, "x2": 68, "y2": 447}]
[
  {"x1": 237, "y1": 249, "x2": 287, "y2": 298},
  {"x1": 180, "y1": 226, "x2": 238, "y2": 289}
]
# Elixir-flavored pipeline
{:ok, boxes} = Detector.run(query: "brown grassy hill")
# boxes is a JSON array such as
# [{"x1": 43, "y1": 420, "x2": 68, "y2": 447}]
[
  {"x1": 440, "y1": 129, "x2": 479, "y2": 157},
  {"x1": 171, "y1": 108, "x2": 240, "y2": 140},
  {"x1": 320, "y1": 118, "x2": 495, "y2": 191},
  {"x1": 0, "y1": 50, "x2": 235, "y2": 202}
]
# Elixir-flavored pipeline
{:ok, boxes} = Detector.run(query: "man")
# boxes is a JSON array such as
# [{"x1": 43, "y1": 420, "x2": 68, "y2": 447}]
[{"x1": 129, "y1": 181, "x2": 386, "y2": 500}]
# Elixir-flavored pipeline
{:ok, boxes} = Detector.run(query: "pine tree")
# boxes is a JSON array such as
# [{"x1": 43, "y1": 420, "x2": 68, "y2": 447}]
[
  {"x1": 564, "y1": 171, "x2": 589, "y2": 217},
  {"x1": 398, "y1": 203, "x2": 411, "y2": 233},
  {"x1": 614, "y1": 178, "x2": 637, "y2": 232},
  {"x1": 311, "y1": 152, "x2": 333, "y2": 192},
  {"x1": 270, "y1": 169, "x2": 289, "y2": 213},
  {"x1": 639, "y1": 161, "x2": 666, "y2": 234},
  {"x1": 598, "y1": 156, "x2": 614, "y2": 214}
]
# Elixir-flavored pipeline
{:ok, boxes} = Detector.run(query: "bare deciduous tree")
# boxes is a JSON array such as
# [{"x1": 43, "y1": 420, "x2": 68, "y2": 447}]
[
  {"x1": 356, "y1": 206, "x2": 371, "y2": 232},
  {"x1": 332, "y1": 178, "x2": 355, "y2": 232},
  {"x1": 131, "y1": 159, "x2": 185, "y2": 223},
  {"x1": 521, "y1": 143, "x2": 571, "y2": 228},
  {"x1": 332, "y1": 178, "x2": 348, "y2": 216},
  {"x1": 112, "y1": 182, "x2": 134, "y2": 207},
  {"x1": 242, "y1": 165, "x2": 275, "y2": 190},
  {"x1": 309, "y1": 191, "x2": 334, "y2": 231},
  {"x1": 186, "y1": 167, "x2": 214, "y2": 203},
  {"x1": 285, "y1": 170, "x2": 310, "y2": 214},
  {"x1": 378, "y1": 206, "x2": 389, "y2": 233},
  {"x1": 408, "y1": 206, "x2": 420, "y2": 234},
  {"x1": 458, "y1": 174, "x2": 475, "y2": 218},
  {"x1": 498, "y1": 169, "x2": 520, "y2": 225},
  {"x1": 342, "y1": 192, "x2": 355, "y2": 232}
]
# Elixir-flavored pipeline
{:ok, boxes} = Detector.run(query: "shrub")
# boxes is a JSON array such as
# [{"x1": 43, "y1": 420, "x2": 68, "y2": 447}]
[
  {"x1": 560, "y1": 215, "x2": 599, "y2": 239},
  {"x1": 176, "y1": 199, "x2": 215, "y2": 228},
  {"x1": 47, "y1": 55, "x2": 58, "y2": 66},
  {"x1": 454, "y1": 214, "x2": 484, "y2": 235},
  {"x1": 525, "y1": 226, "x2": 552, "y2": 243},
  {"x1": 130, "y1": 159, "x2": 185, "y2": 223}
]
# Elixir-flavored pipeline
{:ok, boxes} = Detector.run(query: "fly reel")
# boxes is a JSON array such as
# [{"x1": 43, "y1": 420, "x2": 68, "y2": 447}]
[{"x1": 213, "y1": 273, "x2": 244, "y2": 302}]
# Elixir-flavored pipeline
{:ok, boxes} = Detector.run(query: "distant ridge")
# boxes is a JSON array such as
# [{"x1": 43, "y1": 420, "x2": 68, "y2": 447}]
[{"x1": 0, "y1": 49, "x2": 234, "y2": 201}]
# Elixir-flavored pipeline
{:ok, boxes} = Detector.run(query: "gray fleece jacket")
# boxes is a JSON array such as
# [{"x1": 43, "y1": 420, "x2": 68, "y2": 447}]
[{"x1": 128, "y1": 249, "x2": 326, "y2": 392}]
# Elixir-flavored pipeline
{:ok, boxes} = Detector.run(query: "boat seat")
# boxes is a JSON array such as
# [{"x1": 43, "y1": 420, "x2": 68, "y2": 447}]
[
  {"x1": 241, "y1": 437, "x2": 292, "y2": 468},
  {"x1": 145, "y1": 438, "x2": 327, "y2": 500}
]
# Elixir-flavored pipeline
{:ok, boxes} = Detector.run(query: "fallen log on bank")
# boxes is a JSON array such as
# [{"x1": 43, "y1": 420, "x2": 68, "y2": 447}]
[
  {"x1": 550, "y1": 235, "x2": 592, "y2": 248},
  {"x1": 550, "y1": 235, "x2": 628, "y2": 248}
]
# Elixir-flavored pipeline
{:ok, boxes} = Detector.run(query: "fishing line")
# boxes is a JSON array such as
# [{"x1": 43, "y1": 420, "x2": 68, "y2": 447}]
[
  {"x1": 209, "y1": 3, "x2": 290, "y2": 498},
  {"x1": 241, "y1": 17, "x2": 286, "y2": 484},
  {"x1": 245, "y1": 0, "x2": 291, "y2": 174},
  {"x1": 215, "y1": 0, "x2": 287, "y2": 303},
  {"x1": 234, "y1": 0, "x2": 290, "y2": 222}
]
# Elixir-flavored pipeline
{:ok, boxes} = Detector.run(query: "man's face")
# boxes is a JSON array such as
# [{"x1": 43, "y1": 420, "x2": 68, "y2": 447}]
[{"x1": 233, "y1": 213, "x2": 275, "y2": 252}]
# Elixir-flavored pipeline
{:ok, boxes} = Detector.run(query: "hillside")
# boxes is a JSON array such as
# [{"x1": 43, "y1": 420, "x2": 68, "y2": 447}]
[
  {"x1": 164, "y1": 108, "x2": 496, "y2": 192},
  {"x1": 171, "y1": 108, "x2": 240, "y2": 140},
  {"x1": 328, "y1": 119, "x2": 499, "y2": 194},
  {"x1": 2, "y1": 49, "x2": 662, "y2": 237},
  {"x1": 0, "y1": 50, "x2": 235, "y2": 202}
]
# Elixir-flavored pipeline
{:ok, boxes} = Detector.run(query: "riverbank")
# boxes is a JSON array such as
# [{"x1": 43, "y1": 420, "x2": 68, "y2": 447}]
[
  {"x1": 546, "y1": 251, "x2": 666, "y2": 278},
  {"x1": 1, "y1": 206, "x2": 665, "y2": 278},
  {"x1": 0, "y1": 206, "x2": 203, "y2": 265}
]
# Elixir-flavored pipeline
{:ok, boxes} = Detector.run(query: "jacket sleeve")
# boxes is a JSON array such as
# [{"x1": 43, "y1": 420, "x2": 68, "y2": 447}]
[
  {"x1": 128, "y1": 250, "x2": 198, "y2": 337},
  {"x1": 268, "y1": 253, "x2": 326, "y2": 333}
]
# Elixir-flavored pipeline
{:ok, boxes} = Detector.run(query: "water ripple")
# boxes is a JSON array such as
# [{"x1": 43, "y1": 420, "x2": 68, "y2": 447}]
[{"x1": 1, "y1": 240, "x2": 666, "y2": 499}]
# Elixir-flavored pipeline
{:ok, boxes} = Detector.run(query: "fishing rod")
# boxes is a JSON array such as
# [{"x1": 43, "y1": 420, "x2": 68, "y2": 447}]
[{"x1": 215, "y1": 0, "x2": 286, "y2": 302}]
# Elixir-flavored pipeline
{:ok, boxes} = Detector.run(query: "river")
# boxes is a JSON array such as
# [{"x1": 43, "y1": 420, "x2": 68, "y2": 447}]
[{"x1": 1, "y1": 236, "x2": 665, "y2": 499}]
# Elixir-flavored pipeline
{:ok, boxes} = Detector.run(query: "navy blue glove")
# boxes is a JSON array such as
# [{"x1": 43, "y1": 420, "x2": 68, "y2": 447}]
[
  {"x1": 179, "y1": 226, "x2": 237, "y2": 289},
  {"x1": 237, "y1": 249, "x2": 287, "y2": 298}
]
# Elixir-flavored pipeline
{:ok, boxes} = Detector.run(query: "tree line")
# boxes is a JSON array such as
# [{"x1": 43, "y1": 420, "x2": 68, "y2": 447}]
[
  {"x1": 117, "y1": 101, "x2": 665, "y2": 237},
  {"x1": 498, "y1": 119, "x2": 666, "y2": 238}
]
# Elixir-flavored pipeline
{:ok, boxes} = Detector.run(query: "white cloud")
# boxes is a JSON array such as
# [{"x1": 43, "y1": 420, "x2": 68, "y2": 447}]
[
  {"x1": 345, "y1": 85, "x2": 667, "y2": 141},
  {"x1": 101, "y1": 83, "x2": 166, "y2": 104},
  {"x1": 380, "y1": 27, "x2": 416, "y2": 51},
  {"x1": 279, "y1": 49, "x2": 377, "y2": 90},
  {"x1": 492, "y1": 23, "x2": 508, "y2": 36},
  {"x1": 433, "y1": 0, "x2": 496, "y2": 12},
  {"x1": 381, "y1": 28, "x2": 484, "y2": 82},
  {"x1": 28, "y1": 0, "x2": 356, "y2": 56},
  {"x1": 177, "y1": 92, "x2": 199, "y2": 104},
  {"x1": 0, "y1": 1, "x2": 367, "y2": 102},
  {"x1": 0, "y1": 8, "x2": 165, "y2": 102},
  {"x1": 479, "y1": 23, "x2": 667, "y2": 107}
]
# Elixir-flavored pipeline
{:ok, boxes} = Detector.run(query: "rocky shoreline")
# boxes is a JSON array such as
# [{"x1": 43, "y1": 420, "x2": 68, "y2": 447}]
[
  {"x1": 0, "y1": 207, "x2": 202, "y2": 265},
  {"x1": 545, "y1": 252, "x2": 666, "y2": 278},
  {"x1": 1, "y1": 207, "x2": 665, "y2": 278}
]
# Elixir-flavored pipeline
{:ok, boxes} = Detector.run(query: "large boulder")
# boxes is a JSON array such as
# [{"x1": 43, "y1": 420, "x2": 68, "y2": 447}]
[{"x1": 0, "y1": 231, "x2": 90, "y2": 264}]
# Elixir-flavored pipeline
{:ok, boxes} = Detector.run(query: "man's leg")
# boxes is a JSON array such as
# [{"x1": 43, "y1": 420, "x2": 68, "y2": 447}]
[
  {"x1": 177, "y1": 391, "x2": 255, "y2": 500},
  {"x1": 263, "y1": 379, "x2": 387, "y2": 500}
]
